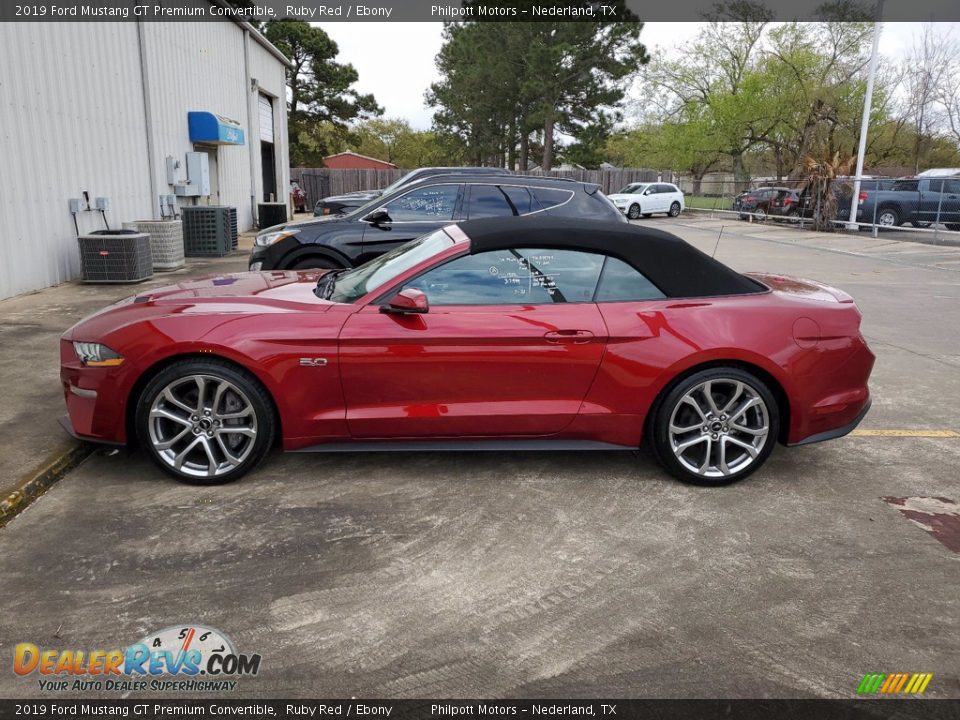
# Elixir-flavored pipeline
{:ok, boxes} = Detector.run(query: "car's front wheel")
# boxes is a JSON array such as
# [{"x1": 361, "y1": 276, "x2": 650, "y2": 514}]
[
  {"x1": 627, "y1": 204, "x2": 641, "y2": 220},
  {"x1": 649, "y1": 368, "x2": 779, "y2": 486},
  {"x1": 136, "y1": 359, "x2": 276, "y2": 484}
]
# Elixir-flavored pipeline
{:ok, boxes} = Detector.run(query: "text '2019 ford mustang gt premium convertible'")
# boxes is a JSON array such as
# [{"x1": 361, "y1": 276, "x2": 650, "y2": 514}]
[{"x1": 60, "y1": 217, "x2": 874, "y2": 486}]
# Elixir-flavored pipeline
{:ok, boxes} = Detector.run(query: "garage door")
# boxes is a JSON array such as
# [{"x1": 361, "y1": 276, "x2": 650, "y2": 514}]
[{"x1": 259, "y1": 94, "x2": 273, "y2": 143}]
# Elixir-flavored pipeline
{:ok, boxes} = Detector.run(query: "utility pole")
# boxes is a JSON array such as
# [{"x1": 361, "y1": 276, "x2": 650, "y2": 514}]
[{"x1": 848, "y1": 0, "x2": 884, "y2": 230}]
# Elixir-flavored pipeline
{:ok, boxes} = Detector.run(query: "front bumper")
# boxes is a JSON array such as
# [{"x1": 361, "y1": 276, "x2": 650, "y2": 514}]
[
  {"x1": 248, "y1": 235, "x2": 301, "y2": 271},
  {"x1": 60, "y1": 340, "x2": 131, "y2": 445}
]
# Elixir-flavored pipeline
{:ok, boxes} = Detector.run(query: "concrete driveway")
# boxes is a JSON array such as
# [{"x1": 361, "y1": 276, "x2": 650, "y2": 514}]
[{"x1": 1, "y1": 218, "x2": 958, "y2": 699}]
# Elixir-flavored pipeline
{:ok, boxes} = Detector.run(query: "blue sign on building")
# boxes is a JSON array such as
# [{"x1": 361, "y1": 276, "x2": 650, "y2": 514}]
[{"x1": 188, "y1": 111, "x2": 245, "y2": 145}]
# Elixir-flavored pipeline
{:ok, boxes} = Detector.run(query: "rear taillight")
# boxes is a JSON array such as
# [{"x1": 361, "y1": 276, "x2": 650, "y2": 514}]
[
  {"x1": 784, "y1": 197, "x2": 794, "y2": 206},
  {"x1": 858, "y1": 191, "x2": 868, "y2": 204}
]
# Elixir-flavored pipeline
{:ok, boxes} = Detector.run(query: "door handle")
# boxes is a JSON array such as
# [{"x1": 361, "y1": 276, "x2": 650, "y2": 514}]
[{"x1": 544, "y1": 329, "x2": 594, "y2": 344}]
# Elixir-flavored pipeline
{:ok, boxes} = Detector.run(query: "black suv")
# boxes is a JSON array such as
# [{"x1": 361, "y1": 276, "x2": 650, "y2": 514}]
[
  {"x1": 251, "y1": 174, "x2": 625, "y2": 271},
  {"x1": 315, "y1": 166, "x2": 515, "y2": 216}
]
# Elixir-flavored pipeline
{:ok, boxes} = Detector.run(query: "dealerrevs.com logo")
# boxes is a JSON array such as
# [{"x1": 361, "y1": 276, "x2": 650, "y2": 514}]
[{"x1": 14, "y1": 624, "x2": 261, "y2": 693}]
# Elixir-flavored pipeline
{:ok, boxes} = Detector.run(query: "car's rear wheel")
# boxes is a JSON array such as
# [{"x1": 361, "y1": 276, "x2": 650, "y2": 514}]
[
  {"x1": 136, "y1": 360, "x2": 276, "y2": 485},
  {"x1": 669, "y1": 201, "x2": 682, "y2": 217},
  {"x1": 649, "y1": 368, "x2": 779, "y2": 486},
  {"x1": 876, "y1": 208, "x2": 900, "y2": 227},
  {"x1": 292, "y1": 257, "x2": 341, "y2": 270},
  {"x1": 627, "y1": 204, "x2": 641, "y2": 220}
]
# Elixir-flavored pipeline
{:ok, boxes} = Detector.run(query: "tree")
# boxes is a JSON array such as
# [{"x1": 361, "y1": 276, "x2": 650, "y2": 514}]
[
  {"x1": 349, "y1": 118, "x2": 464, "y2": 168},
  {"x1": 641, "y1": 20, "x2": 769, "y2": 183},
  {"x1": 902, "y1": 24, "x2": 958, "y2": 171},
  {"x1": 263, "y1": 20, "x2": 381, "y2": 164},
  {"x1": 428, "y1": 6, "x2": 649, "y2": 171}
]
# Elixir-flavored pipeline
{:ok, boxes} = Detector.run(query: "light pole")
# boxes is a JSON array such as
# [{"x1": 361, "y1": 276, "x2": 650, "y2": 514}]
[{"x1": 848, "y1": 1, "x2": 885, "y2": 230}]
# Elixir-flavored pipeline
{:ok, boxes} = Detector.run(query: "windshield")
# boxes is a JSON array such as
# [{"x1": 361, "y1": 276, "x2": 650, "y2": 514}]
[
  {"x1": 618, "y1": 183, "x2": 646, "y2": 194},
  {"x1": 329, "y1": 228, "x2": 456, "y2": 303}
]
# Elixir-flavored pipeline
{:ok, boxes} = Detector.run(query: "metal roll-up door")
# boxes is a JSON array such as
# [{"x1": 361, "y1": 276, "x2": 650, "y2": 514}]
[{"x1": 259, "y1": 94, "x2": 274, "y2": 143}]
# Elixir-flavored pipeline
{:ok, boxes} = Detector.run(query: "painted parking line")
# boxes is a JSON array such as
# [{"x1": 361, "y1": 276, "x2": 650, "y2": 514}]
[{"x1": 850, "y1": 429, "x2": 960, "y2": 438}]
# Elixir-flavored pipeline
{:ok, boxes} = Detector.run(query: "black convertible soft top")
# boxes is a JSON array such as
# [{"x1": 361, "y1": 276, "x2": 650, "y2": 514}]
[{"x1": 456, "y1": 216, "x2": 763, "y2": 298}]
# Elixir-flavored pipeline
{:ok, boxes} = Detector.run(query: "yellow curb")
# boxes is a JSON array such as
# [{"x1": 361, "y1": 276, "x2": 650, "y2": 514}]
[
  {"x1": 849, "y1": 429, "x2": 960, "y2": 438},
  {"x1": 0, "y1": 442, "x2": 94, "y2": 528}
]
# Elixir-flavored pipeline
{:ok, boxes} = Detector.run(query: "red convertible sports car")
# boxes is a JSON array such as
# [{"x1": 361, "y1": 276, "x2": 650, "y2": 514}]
[{"x1": 60, "y1": 217, "x2": 874, "y2": 486}]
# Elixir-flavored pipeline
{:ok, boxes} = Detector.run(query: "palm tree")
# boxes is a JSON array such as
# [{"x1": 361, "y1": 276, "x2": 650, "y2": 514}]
[{"x1": 802, "y1": 151, "x2": 857, "y2": 232}]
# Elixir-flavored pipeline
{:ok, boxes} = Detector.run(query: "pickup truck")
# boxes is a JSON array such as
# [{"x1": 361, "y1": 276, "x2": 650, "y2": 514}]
[{"x1": 857, "y1": 177, "x2": 960, "y2": 230}]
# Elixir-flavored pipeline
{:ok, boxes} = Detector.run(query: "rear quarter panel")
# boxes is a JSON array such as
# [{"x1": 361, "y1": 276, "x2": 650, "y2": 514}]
[{"x1": 582, "y1": 290, "x2": 871, "y2": 446}]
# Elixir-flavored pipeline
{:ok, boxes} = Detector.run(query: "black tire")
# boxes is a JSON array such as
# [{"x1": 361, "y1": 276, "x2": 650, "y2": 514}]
[
  {"x1": 669, "y1": 201, "x2": 682, "y2": 217},
  {"x1": 876, "y1": 207, "x2": 901, "y2": 228},
  {"x1": 135, "y1": 359, "x2": 276, "y2": 485},
  {"x1": 291, "y1": 257, "x2": 341, "y2": 270},
  {"x1": 647, "y1": 367, "x2": 779, "y2": 486},
  {"x1": 946, "y1": 223, "x2": 960, "y2": 232},
  {"x1": 627, "y1": 204, "x2": 641, "y2": 220}
]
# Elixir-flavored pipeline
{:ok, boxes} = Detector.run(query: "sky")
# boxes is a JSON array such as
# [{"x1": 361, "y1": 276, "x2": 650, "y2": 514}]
[{"x1": 317, "y1": 22, "x2": 959, "y2": 131}]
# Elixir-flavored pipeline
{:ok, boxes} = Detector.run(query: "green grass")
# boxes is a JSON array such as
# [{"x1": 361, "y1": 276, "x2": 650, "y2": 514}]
[{"x1": 684, "y1": 196, "x2": 736, "y2": 210}]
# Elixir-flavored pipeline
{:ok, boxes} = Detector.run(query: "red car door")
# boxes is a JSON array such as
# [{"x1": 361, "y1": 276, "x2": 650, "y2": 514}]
[{"x1": 338, "y1": 248, "x2": 609, "y2": 439}]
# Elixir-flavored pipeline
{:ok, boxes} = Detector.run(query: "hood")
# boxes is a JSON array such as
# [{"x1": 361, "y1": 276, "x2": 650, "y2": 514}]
[
  {"x1": 63, "y1": 271, "x2": 337, "y2": 343},
  {"x1": 259, "y1": 214, "x2": 344, "y2": 236},
  {"x1": 607, "y1": 193, "x2": 642, "y2": 203},
  {"x1": 325, "y1": 190, "x2": 382, "y2": 202},
  {"x1": 131, "y1": 270, "x2": 334, "y2": 306}
]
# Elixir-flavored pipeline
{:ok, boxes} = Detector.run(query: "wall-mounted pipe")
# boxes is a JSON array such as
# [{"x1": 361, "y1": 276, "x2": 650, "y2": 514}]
[{"x1": 136, "y1": 21, "x2": 161, "y2": 221}]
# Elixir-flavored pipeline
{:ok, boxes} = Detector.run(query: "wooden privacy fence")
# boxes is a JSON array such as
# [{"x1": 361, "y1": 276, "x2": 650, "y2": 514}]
[{"x1": 290, "y1": 167, "x2": 676, "y2": 206}]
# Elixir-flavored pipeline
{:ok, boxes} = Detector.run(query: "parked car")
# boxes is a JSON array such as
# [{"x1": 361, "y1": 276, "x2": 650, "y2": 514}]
[
  {"x1": 60, "y1": 216, "x2": 874, "y2": 486},
  {"x1": 795, "y1": 178, "x2": 896, "y2": 224},
  {"x1": 607, "y1": 182, "x2": 684, "y2": 219},
  {"x1": 856, "y1": 176, "x2": 960, "y2": 230},
  {"x1": 314, "y1": 167, "x2": 516, "y2": 216},
  {"x1": 252, "y1": 174, "x2": 625, "y2": 271},
  {"x1": 735, "y1": 187, "x2": 796, "y2": 221}
]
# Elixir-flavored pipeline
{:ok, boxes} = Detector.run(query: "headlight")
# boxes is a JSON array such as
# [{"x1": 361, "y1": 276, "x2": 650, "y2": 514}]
[
  {"x1": 73, "y1": 342, "x2": 124, "y2": 367},
  {"x1": 254, "y1": 230, "x2": 296, "y2": 247}
]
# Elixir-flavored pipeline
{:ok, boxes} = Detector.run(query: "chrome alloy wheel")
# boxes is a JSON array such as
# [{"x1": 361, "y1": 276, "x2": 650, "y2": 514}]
[
  {"x1": 668, "y1": 378, "x2": 770, "y2": 479},
  {"x1": 147, "y1": 375, "x2": 258, "y2": 479}
]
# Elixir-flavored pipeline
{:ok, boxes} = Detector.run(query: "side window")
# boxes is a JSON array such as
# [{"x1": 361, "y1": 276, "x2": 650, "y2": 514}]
[
  {"x1": 928, "y1": 179, "x2": 944, "y2": 193},
  {"x1": 594, "y1": 257, "x2": 666, "y2": 302},
  {"x1": 944, "y1": 179, "x2": 960, "y2": 194},
  {"x1": 383, "y1": 184, "x2": 460, "y2": 222},
  {"x1": 466, "y1": 185, "x2": 515, "y2": 219},
  {"x1": 892, "y1": 180, "x2": 919, "y2": 192},
  {"x1": 532, "y1": 187, "x2": 575, "y2": 211},
  {"x1": 405, "y1": 248, "x2": 603, "y2": 305},
  {"x1": 502, "y1": 186, "x2": 534, "y2": 215}
]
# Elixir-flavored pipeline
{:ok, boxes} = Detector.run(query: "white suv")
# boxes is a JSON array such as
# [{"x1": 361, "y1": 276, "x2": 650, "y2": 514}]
[{"x1": 607, "y1": 182, "x2": 685, "y2": 220}]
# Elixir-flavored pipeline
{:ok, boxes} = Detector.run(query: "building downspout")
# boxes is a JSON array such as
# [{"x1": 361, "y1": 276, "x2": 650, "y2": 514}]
[
  {"x1": 136, "y1": 21, "x2": 161, "y2": 220},
  {"x1": 243, "y1": 29, "x2": 258, "y2": 229}
]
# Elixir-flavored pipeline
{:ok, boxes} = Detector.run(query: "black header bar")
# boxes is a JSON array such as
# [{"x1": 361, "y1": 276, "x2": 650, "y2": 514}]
[{"x1": 2, "y1": 0, "x2": 959, "y2": 23}]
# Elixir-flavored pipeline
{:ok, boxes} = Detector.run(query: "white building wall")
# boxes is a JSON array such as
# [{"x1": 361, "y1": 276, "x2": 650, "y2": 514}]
[
  {"x1": 0, "y1": 17, "x2": 290, "y2": 300},
  {"x1": 141, "y1": 21, "x2": 253, "y2": 229},
  {"x1": 0, "y1": 22, "x2": 153, "y2": 299}
]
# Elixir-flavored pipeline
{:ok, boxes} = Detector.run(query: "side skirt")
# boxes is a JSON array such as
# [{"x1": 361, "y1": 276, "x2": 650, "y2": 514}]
[{"x1": 290, "y1": 439, "x2": 635, "y2": 453}]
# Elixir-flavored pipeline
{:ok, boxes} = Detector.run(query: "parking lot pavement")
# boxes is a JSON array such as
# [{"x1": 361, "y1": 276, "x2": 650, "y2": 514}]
[
  {"x1": 0, "y1": 246, "x2": 252, "y2": 518},
  {"x1": 1, "y1": 219, "x2": 959, "y2": 699}
]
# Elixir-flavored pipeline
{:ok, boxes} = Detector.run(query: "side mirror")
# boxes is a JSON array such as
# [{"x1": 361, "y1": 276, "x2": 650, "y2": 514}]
[
  {"x1": 643, "y1": 189, "x2": 653, "y2": 196},
  {"x1": 363, "y1": 207, "x2": 390, "y2": 224},
  {"x1": 381, "y1": 288, "x2": 429, "y2": 314}
]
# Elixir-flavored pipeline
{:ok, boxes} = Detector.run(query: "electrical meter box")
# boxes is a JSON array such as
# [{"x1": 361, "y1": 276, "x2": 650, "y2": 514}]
[{"x1": 175, "y1": 152, "x2": 211, "y2": 197}]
